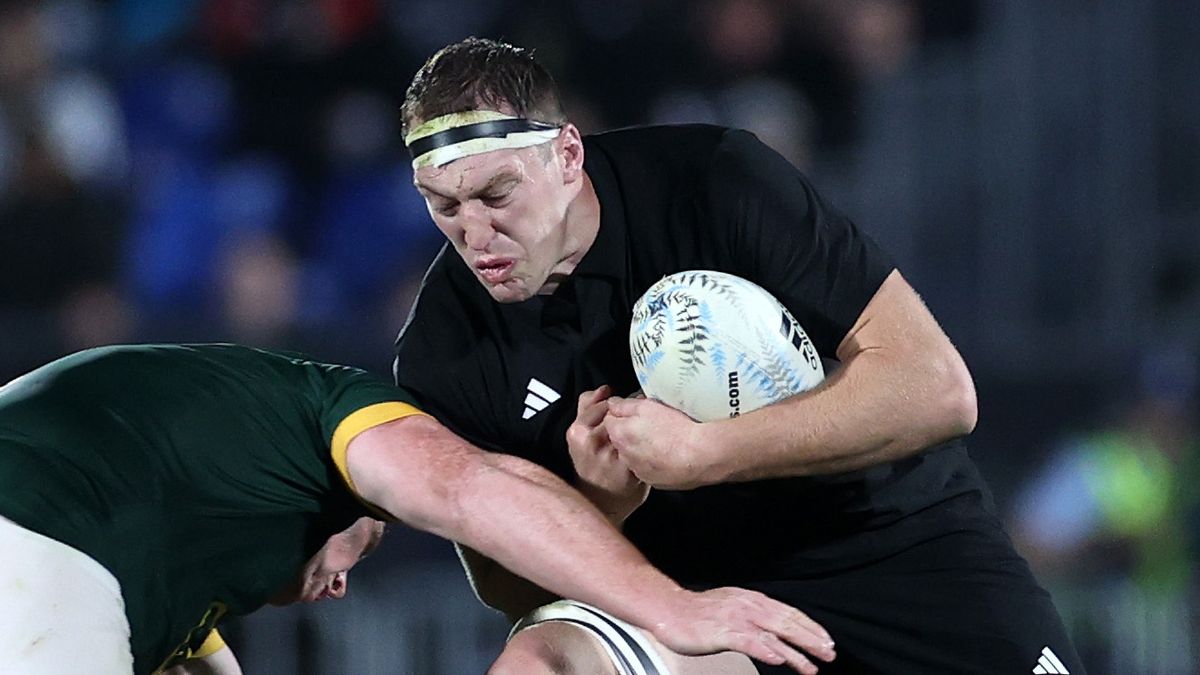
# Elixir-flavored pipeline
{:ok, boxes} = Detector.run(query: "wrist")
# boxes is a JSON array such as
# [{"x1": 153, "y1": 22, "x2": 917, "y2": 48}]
[
  {"x1": 692, "y1": 418, "x2": 737, "y2": 486},
  {"x1": 627, "y1": 578, "x2": 693, "y2": 635}
]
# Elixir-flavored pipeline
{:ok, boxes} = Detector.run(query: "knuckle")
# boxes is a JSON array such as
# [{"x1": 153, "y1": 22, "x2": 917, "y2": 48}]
[
  {"x1": 577, "y1": 391, "x2": 590, "y2": 408},
  {"x1": 565, "y1": 425, "x2": 588, "y2": 447}
]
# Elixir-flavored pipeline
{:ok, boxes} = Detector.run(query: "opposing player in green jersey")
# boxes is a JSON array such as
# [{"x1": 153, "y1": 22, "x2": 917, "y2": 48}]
[{"x1": 0, "y1": 344, "x2": 834, "y2": 675}]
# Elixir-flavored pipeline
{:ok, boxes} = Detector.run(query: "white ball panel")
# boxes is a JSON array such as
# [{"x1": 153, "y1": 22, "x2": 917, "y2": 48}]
[{"x1": 630, "y1": 271, "x2": 824, "y2": 422}]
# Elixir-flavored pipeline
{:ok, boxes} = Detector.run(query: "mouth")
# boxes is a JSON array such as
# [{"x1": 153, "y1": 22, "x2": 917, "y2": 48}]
[{"x1": 474, "y1": 258, "x2": 515, "y2": 284}]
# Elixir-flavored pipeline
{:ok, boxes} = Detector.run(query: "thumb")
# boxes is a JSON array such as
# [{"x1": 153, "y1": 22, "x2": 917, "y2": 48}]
[{"x1": 606, "y1": 397, "x2": 638, "y2": 417}]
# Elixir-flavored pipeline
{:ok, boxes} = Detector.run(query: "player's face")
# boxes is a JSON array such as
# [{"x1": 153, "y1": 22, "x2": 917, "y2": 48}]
[
  {"x1": 414, "y1": 127, "x2": 585, "y2": 303},
  {"x1": 270, "y1": 517, "x2": 385, "y2": 605}
]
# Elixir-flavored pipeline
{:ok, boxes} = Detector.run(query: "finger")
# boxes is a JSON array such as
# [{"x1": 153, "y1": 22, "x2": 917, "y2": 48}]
[
  {"x1": 577, "y1": 398, "x2": 609, "y2": 428},
  {"x1": 740, "y1": 610, "x2": 833, "y2": 665},
  {"x1": 758, "y1": 632, "x2": 824, "y2": 675},
  {"x1": 606, "y1": 397, "x2": 637, "y2": 417},
  {"x1": 590, "y1": 421, "x2": 613, "y2": 449},
  {"x1": 576, "y1": 387, "x2": 616, "y2": 428},
  {"x1": 728, "y1": 631, "x2": 818, "y2": 675},
  {"x1": 756, "y1": 602, "x2": 833, "y2": 649},
  {"x1": 576, "y1": 387, "x2": 605, "y2": 416},
  {"x1": 604, "y1": 417, "x2": 630, "y2": 450},
  {"x1": 767, "y1": 622, "x2": 836, "y2": 666}
]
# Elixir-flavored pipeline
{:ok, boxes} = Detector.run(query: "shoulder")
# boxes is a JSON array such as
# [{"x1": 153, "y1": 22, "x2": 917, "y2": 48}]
[
  {"x1": 585, "y1": 125, "x2": 803, "y2": 203},
  {"x1": 583, "y1": 124, "x2": 754, "y2": 219},
  {"x1": 586, "y1": 124, "x2": 774, "y2": 164},
  {"x1": 584, "y1": 124, "x2": 733, "y2": 173},
  {"x1": 586, "y1": 123, "x2": 730, "y2": 150}
]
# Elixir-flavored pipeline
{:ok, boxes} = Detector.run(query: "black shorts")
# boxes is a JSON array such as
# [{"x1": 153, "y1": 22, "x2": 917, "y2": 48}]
[{"x1": 732, "y1": 524, "x2": 1086, "y2": 675}]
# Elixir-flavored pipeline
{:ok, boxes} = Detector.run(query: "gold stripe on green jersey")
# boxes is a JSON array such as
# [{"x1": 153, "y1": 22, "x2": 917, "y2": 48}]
[{"x1": 331, "y1": 401, "x2": 428, "y2": 493}]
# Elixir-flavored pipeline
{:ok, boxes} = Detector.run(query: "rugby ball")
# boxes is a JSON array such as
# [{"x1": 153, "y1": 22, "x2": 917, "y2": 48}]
[{"x1": 629, "y1": 270, "x2": 824, "y2": 422}]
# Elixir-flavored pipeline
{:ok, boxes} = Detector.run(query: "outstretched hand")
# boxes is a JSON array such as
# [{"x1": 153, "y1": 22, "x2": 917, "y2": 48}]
[
  {"x1": 605, "y1": 396, "x2": 714, "y2": 489},
  {"x1": 653, "y1": 588, "x2": 836, "y2": 674}
]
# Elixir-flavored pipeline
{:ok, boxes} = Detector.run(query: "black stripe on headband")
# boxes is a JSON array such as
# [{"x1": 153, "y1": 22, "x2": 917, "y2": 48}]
[{"x1": 407, "y1": 118, "x2": 561, "y2": 159}]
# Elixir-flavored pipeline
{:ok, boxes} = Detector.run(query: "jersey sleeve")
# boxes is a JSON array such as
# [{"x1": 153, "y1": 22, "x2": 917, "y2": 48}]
[
  {"x1": 309, "y1": 362, "x2": 430, "y2": 493},
  {"x1": 705, "y1": 129, "x2": 896, "y2": 356}
]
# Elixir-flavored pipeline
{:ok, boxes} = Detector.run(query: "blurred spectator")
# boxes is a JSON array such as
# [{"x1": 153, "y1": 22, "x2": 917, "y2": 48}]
[
  {"x1": 217, "y1": 230, "x2": 301, "y2": 345},
  {"x1": 306, "y1": 88, "x2": 442, "y2": 320},
  {"x1": 650, "y1": 76, "x2": 816, "y2": 170},
  {"x1": 0, "y1": 138, "x2": 131, "y2": 348},
  {"x1": 1011, "y1": 345, "x2": 1199, "y2": 673}
]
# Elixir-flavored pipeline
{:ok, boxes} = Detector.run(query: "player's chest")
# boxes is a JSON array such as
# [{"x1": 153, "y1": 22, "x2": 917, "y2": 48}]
[{"x1": 478, "y1": 298, "x2": 640, "y2": 455}]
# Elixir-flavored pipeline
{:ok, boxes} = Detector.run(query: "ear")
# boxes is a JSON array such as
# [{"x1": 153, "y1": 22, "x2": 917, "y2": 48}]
[{"x1": 557, "y1": 123, "x2": 585, "y2": 184}]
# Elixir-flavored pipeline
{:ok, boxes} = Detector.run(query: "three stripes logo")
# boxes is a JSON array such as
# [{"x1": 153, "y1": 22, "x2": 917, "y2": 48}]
[
  {"x1": 1032, "y1": 646, "x2": 1069, "y2": 674},
  {"x1": 522, "y1": 378, "x2": 561, "y2": 420}
]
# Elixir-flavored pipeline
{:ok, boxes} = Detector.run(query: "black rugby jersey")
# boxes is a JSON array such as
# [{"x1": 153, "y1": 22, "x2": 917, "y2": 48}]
[{"x1": 395, "y1": 125, "x2": 995, "y2": 584}]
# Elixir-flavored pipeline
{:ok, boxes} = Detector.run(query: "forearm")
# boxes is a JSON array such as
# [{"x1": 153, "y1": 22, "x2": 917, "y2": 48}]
[
  {"x1": 704, "y1": 344, "x2": 975, "y2": 482},
  {"x1": 694, "y1": 271, "x2": 975, "y2": 482},
  {"x1": 350, "y1": 416, "x2": 686, "y2": 630},
  {"x1": 440, "y1": 451, "x2": 683, "y2": 627}
]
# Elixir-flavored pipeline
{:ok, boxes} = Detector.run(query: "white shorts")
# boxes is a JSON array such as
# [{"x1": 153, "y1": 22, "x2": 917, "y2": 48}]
[
  {"x1": 511, "y1": 600, "x2": 674, "y2": 675},
  {"x1": 0, "y1": 514, "x2": 134, "y2": 674}
]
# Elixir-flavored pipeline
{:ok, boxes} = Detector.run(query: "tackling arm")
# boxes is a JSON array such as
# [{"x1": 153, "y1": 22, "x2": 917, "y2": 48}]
[
  {"x1": 344, "y1": 414, "x2": 685, "y2": 629},
  {"x1": 343, "y1": 414, "x2": 837, "y2": 672}
]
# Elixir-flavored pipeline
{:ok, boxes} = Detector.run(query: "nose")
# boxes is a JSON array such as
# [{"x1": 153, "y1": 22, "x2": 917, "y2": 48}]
[
  {"x1": 329, "y1": 571, "x2": 347, "y2": 599},
  {"x1": 460, "y1": 202, "x2": 495, "y2": 251}
]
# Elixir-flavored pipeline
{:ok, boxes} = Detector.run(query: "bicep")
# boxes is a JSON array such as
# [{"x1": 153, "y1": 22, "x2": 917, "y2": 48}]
[
  {"x1": 835, "y1": 269, "x2": 977, "y2": 436},
  {"x1": 836, "y1": 269, "x2": 961, "y2": 364},
  {"x1": 343, "y1": 414, "x2": 478, "y2": 534}
]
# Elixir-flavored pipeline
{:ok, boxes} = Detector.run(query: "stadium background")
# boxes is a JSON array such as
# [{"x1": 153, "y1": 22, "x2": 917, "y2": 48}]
[{"x1": 0, "y1": 0, "x2": 1196, "y2": 672}]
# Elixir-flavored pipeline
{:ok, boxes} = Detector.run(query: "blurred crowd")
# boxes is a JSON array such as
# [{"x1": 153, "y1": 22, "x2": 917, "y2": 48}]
[
  {"x1": 0, "y1": 0, "x2": 979, "y2": 376},
  {"x1": 1, "y1": 1, "x2": 1198, "y2": 673}
]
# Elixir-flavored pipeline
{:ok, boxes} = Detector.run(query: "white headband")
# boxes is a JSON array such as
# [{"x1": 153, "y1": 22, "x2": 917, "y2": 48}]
[{"x1": 404, "y1": 110, "x2": 562, "y2": 169}]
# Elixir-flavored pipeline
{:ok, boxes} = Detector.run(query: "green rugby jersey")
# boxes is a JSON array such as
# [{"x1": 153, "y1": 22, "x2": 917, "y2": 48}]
[{"x1": 0, "y1": 344, "x2": 424, "y2": 674}]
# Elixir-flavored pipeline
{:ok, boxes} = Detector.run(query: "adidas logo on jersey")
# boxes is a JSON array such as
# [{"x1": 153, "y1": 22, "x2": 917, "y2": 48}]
[
  {"x1": 1032, "y1": 646, "x2": 1069, "y2": 674},
  {"x1": 522, "y1": 378, "x2": 561, "y2": 420}
]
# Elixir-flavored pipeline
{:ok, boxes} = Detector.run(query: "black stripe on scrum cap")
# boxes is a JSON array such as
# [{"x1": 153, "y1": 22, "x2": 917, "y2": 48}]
[
  {"x1": 407, "y1": 118, "x2": 561, "y2": 159},
  {"x1": 577, "y1": 604, "x2": 662, "y2": 675},
  {"x1": 553, "y1": 619, "x2": 639, "y2": 674}
]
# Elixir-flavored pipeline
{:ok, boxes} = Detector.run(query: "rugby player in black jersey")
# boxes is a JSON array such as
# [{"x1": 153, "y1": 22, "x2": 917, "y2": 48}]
[
  {"x1": 394, "y1": 38, "x2": 1085, "y2": 675},
  {"x1": 0, "y1": 344, "x2": 831, "y2": 675}
]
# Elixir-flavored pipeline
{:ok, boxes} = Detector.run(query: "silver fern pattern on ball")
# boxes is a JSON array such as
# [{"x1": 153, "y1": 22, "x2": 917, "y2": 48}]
[{"x1": 630, "y1": 270, "x2": 825, "y2": 422}]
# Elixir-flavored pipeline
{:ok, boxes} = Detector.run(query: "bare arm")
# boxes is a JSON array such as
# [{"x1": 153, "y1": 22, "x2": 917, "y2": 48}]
[
  {"x1": 345, "y1": 414, "x2": 683, "y2": 628},
  {"x1": 452, "y1": 384, "x2": 651, "y2": 622},
  {"x1": 608, "y1": 270, "x2": 978, "y2": 487},
  {"x1": 344, "y1": 414, "x2": 836, "y2": 672}
]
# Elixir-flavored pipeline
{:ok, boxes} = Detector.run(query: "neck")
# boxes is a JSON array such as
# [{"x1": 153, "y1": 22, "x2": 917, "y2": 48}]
[{"x1": 540, "y1": 171, "x2": 601, "y2": 295}]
